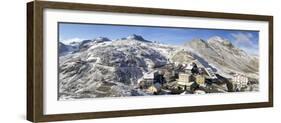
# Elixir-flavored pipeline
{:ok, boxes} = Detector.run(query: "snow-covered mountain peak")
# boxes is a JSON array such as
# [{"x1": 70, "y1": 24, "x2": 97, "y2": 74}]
[
  {"x1": 69, "y1": 41, "x2": 81, "y2": 46},
  {"x1": 208, "y1": 36, "x2": 225, "y2": 42},
  {"x1": 208, "y1": 36, "x2": 233, "y2": 48},
  {"x1": 125, "y1": 34, "x2": 151, "y2": 42},
  {"x1": 59, "y1": 42, "x2": 66, "y2": 47},
  {"x1": 93, "y1": 37, "x2": 111, "y2": 43},
  {"x1": 59, "y1": 42, "x2": 79, "y2": 56}
]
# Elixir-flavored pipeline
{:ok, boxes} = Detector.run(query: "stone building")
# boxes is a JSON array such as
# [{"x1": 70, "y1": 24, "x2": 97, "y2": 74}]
[
  {"x1": 177, "y1": 73, "x2": 193, "y2": 86},
  {"x1": 138, "y1": 72, "x2": 155, "y2": 89},
  {"x1": 233, "y1": 74, "x2": 249, "y2": 91},
  {"x1": 195, "y1": 75, "x2": 205, "y2": 85}
]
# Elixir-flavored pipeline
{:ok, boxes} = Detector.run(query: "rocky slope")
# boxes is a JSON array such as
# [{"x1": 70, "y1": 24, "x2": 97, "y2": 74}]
[
  {"x1": 184, "y1": 36, "x2": 259, "y2": 78},
  {"x1": 59, "y1": 35, "x2": 169, "y2": 99},
  {"x1": 59, "y1": 35, "x2": 259, "y2": 100}
]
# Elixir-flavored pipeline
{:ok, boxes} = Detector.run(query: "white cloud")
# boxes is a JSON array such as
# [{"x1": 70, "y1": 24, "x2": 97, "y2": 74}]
[
  {"x1": 231, "y1": 32, "x2": 258, "y2": 55},
  {"x1": 60, "y1": 37, "x2": 84, "y2": 44},
  {"x1": 231, "y1": 32, "x2": 255, "y2": 47}
]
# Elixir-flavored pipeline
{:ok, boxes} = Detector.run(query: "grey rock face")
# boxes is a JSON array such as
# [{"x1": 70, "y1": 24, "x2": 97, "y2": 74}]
[
  {"x1": 185, "y1": 36, "x2": 258, "y2": 74},
  {"x1": 59, "y1": 36, "x2": 167, "y2": 99}
]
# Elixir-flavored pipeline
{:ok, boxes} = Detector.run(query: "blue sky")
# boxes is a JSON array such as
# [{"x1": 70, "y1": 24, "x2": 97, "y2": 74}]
[{"x1": 59, "y1": 23, "x2": 259, "y2": 55}]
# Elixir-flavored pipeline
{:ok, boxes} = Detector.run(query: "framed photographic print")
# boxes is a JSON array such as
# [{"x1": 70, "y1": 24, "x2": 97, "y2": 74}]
[{"x1": 27, "y1": 1, "x2": 273, "y2": 122}]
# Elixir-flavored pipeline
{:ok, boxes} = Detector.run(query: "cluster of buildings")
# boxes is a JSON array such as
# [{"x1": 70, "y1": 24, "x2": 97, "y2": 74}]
[
  {"x1": 138, "y1": 60, "x2": 251, "y2": 95},
  {"x1": 138, "y1": 60, "x2": 221, "y2": 94}
]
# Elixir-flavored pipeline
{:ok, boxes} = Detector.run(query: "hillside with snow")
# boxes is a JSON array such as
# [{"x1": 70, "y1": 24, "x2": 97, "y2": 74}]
[
  {"x1": 184, "y1": 36, "x2": 259, "y2": 78},
  {"x1": 58, "y1": 34, "x2": 259, "y2": 100}
]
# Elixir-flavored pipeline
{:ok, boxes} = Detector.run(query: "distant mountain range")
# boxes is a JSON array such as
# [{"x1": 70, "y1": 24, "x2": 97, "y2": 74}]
[{"x1": 58, "y1": 34, "x2": 259, "y2": 100}]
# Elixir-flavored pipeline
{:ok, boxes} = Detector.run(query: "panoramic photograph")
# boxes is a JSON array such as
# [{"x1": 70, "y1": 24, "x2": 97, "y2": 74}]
[{"x1": 58, "y1": 23, "x2": 259, "y2": 100}]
